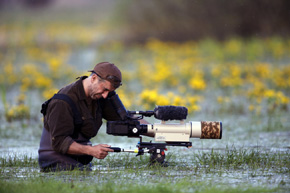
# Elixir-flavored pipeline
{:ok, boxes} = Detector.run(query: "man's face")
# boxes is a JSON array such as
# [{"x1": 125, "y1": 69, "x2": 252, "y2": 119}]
[{"x1": 89, "y1": 75, "x2": 115, "y2": 100}]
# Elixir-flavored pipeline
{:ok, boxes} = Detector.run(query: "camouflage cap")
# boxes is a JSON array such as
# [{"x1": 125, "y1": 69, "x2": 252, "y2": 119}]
[{"x1": 89, "y1": 62, "x2": 122, "y2": 88}]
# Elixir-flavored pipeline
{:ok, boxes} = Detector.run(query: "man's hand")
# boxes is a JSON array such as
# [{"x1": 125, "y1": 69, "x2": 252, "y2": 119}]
[
  {"x1": 89, "y1": 144, "x2": 114, "y2": 159},
  {"x1": 67, "y1": 142, "x2": 113, "y2": 159}
]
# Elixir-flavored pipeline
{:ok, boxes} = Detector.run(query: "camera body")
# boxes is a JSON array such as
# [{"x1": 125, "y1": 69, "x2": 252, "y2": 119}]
[{"x1": 107, "y1": 119, "x2": 147, "y2": 137}]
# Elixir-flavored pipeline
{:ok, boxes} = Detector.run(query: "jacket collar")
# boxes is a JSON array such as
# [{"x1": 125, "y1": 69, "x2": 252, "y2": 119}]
[{"x1": 75, "y1": 76, "x2": 88, "y2": 101}]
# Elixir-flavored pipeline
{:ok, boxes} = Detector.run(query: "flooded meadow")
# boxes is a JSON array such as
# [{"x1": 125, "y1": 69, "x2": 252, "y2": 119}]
[{"x1": 1, "y1": 18, "x2": 290, "y2": 192}]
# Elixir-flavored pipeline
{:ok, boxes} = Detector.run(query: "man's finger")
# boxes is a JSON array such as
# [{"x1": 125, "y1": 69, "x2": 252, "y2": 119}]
[
  {"x1": 103, "y1": 147, "x2": 114, "y2": 152},
  {"x1": 100, "y1": 144, "x2": 114, "y2": 152},
  {"x1": 100, "y1": 144, "x2": 111, "y2": 148}
]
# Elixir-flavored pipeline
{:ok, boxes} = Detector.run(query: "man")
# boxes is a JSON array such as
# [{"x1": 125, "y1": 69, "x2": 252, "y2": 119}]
[{"x1": 38, "y1": 62, "x2": 123, "y2": 172}]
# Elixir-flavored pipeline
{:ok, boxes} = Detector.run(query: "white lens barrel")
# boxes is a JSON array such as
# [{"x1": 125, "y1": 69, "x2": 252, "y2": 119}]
[
  {"x1": 145, "y1": 121, "x2": 222, "y2": 142},
  {"x1": 190, "y1": 121, "x2": 202, "y2": 138}
]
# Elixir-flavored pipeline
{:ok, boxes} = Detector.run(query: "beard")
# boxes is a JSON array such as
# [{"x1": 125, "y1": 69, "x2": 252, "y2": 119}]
[
  {"x1": 88, "y1": 84, "x2": 102, "y2": 100},
  {"x1": 91, "y1": 93, "x2": 102, "y2": 100}
]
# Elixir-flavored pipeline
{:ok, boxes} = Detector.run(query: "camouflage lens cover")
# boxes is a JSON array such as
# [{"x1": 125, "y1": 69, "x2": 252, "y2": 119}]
[{"x1": 201, "y1": 121, "x2": 222, "y2": 139}]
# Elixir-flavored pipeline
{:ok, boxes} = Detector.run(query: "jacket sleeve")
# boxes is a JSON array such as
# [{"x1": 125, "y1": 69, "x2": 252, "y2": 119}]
[{"x1": 45, "y1": 99, "x2": 75, "y2": 154}]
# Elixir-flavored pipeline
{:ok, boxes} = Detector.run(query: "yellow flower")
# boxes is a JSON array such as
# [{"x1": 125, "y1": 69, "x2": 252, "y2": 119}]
[
  {"x1": 264, "y1": 89, "x2": 276, "y2": 98},
  {"x1": 156, "y1": 95, "x2": 170, "y2": 106},
  {"x1": 248, "y1": 104, "x2": 255, "y2": 112},
  {"x1": 172, "y1": 96, "x2": 186, "y2": 106},
  {"x1": 48, "y1": 58, "x2": 62, "y2": 70},
  {"x1": 211, "y1": 66, "x2": 222, "y2": 78},
  {"x1": 42, "y1": 88, "x2": 58, "y2": 100},
  {"x1": 255, "y1": 63, "x2": 270, "y2": 78},
  {"x1": 117, "y1": 90, "x2": 132, "y2": 109},
  {"x1": 276, "y1": 91, "x2": 289, "y2": 104},
  {"x1": 188, "y1": 104, "x2": 201, "y2": 113},
  {"x1": 230, "y1": 64, "x2": 241, "y2": 77},
  {"x1": 17, "y1": 93, "x2": 26, "y2": 104},
  {"x1": 36, "y1": 76, "x2": 52, "y2": 89},
  {"x1": 3, "y1": 62, "x2": 17, "y2": 84},
  {"x1": 189, "y1": 77, "x2": 206, "y2": 90},
  {"x1": 5, "y1": 104, "x2": 30, "y2": 122}
]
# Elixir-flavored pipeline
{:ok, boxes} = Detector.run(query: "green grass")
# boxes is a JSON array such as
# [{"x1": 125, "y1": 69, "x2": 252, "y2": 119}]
[
  {"x1": 0, "y1": 154, "x2": 38, "y2": 167},
  {"x1": 1, "y1": 147, "x2": 289, "y2": 173},
  {"x1": 193, "y1": 147, "x2": 290, "y2": 172},
  {"x1": 0, "y1": 177, "x2": 281, "y2": 193},
  {"x1": 1, "y1": 147, "x2": 289, "y2": 193}
]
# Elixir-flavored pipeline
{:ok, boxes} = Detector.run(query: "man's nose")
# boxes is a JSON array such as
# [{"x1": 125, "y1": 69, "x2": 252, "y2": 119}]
[{"x1": 102, "y1": 91, "x2": 109, "y2": 99}]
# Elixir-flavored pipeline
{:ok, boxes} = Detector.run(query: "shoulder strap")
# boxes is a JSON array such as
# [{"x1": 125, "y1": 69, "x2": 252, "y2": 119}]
[{"x1": 41, "y1": 94, "x2": 83, "y2": 126}]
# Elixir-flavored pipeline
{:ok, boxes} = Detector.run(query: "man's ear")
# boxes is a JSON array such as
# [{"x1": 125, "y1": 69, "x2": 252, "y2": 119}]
[{"x1": 91, "y1": 74, "x2": 97, "y2": 83}]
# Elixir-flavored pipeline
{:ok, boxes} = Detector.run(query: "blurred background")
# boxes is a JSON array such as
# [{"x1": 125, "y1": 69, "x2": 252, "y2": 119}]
[
  {"x1": 0, "y1": 0, "x2": 289, "y2": 141},
  {"x1": 1, "y1": 0, "x2": 290, "y2": 42}
]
